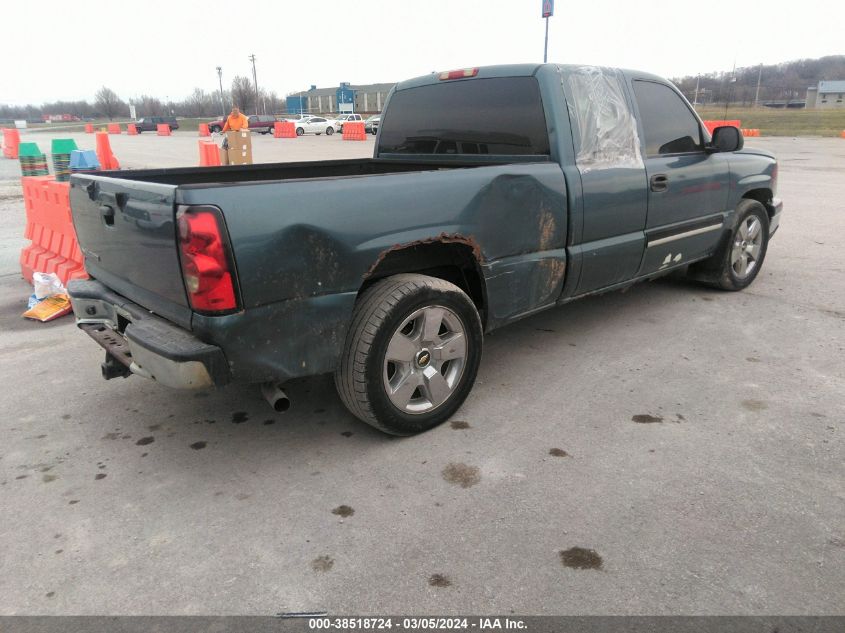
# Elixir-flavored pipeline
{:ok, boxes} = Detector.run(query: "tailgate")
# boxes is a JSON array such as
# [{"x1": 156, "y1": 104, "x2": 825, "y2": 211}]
[{"x1": 69, "y1": 175, "x2": 192, "y2": 328}]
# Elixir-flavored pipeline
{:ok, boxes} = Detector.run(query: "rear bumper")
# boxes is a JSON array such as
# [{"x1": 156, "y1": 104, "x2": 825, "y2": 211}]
[
  {"x1": 68, "y1": 279, "x2": 229, "y2": 389},
  {"x1": 768, "y1": 197, "x2": 783, "y2": 236}
]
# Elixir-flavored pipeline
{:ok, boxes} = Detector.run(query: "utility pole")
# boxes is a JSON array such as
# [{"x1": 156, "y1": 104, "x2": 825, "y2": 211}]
[
  {"x1": 693, "y1": 74, "x2": 700, "y2": 106},
  {"x1": 248, "y1": 54, "x2": 261, "y2": 115},
  {"x1": 216, "y1": 66, "x2": 225, "y2": 116},
  {"x1": 724, "y1": 61, "x2": 736, "y2": 120},
  {"x1": 542, "y1": 1, "x2": 554, "y2": 63},
  {"x1": 754, "y1": 63, "x2": 763, "y2": 107}
]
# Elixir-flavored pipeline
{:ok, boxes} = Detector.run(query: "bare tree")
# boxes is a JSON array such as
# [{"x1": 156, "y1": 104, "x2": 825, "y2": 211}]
[
  {"x1": 136, "y1": 95, "x2": 165, "y2": 116},
  {"x1": 231, "y1": 76, "x2": 254, "y2": 113},
  {"x1": 94, "y1": 86, "x2": 125, "y2": 119},
  {"x1": 263, "y1": 90, "x2": 283, "y2": 114},
  {"x1": 181, "y1": 88, "x2": 216, "y2": 117}
]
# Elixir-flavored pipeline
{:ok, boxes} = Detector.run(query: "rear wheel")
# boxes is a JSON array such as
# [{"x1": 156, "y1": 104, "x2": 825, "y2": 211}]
[{"x1": 335, "y1": 274, "x2": 483, "y2": 435}]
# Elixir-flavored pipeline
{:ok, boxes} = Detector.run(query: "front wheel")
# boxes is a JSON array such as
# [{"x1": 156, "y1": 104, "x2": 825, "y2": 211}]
[
  {"x1": 326, "y1": 127, "x2": 334, "y2": 135},
  {"x1": 296, "y1": 127, "x2": 304, "y2": 136},
  {"x1": 335, "y1": 274, "x2": 483, "y2": 435},
  {"x1": 691, "y1": 198, "x2": 770, "y2": 291}
]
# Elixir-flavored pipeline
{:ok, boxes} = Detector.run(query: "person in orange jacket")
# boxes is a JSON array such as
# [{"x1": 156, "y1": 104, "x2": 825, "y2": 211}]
[{"x1": 222, "y1": 106, "x2": 249, "y2": 132}]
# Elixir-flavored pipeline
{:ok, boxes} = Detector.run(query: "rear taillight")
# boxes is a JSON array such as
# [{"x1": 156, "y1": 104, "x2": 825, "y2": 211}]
[
  {"x1": 177, "y1": 205, "x2": 239, "y2": 314},
  {"x1": 439, "y1": 68, "x2": 479, "y2": 80}
]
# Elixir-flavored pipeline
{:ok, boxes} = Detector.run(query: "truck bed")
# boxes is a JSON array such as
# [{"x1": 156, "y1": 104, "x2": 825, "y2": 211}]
[{"x1": 68, "y1": 157, "x2": 519, "y2": 329}]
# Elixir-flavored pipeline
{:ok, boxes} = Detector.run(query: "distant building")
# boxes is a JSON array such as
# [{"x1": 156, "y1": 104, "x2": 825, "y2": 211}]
[
  {"x1": 806, "y1": 80, "x2": 845, "y2": 109},
  {"x1": 286, "y1": 82, "x2": 396, "y2": 115}
]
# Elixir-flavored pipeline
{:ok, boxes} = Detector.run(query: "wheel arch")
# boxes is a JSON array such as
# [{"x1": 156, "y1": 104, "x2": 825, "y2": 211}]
[
  {"x1": 359, "y1": 240, "x2": 488, "y2": 328},
  {"x1": 741, "y1": 188, "x2": 775, "y2": 219}
]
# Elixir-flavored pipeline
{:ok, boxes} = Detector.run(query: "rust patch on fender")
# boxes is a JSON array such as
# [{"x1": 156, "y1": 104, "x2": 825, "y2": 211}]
[{"x1": 364, "y1": 233, "x2": 483, "y2": 279}]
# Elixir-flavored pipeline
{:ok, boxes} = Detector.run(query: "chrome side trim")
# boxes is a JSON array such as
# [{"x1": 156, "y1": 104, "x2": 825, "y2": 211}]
[{"x1": 648, "y1": 223, "x2": 722, "y2": 247}]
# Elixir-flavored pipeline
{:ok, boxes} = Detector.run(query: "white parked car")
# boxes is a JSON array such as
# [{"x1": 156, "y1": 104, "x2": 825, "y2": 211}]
[
  {"x1": 333, "y1": 113, "x2": 363, "y2": 132},
  {"x1": 294, "y1": 116, "x2": 337, "y2": 136}
]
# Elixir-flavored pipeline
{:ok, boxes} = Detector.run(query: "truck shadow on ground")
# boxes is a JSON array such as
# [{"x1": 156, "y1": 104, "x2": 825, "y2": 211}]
[{"x1": 104, "y1": 274, "x2": 722, "y2": 468}]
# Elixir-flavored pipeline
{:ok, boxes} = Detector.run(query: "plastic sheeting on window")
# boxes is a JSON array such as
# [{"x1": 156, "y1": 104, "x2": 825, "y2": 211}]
[{"x1": 563, "y1": 65, "x2": 643, "y2": 172}]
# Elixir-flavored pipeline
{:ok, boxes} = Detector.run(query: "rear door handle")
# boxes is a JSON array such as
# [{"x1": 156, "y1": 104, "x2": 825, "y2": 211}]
[{"x1": 650, "y1": 174, "x2": 669, "y2": 192}]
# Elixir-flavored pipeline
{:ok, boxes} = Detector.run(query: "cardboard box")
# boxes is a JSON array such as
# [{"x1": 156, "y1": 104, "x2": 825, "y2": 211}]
[{"x1": 224, "y1": 130, "x2": 252, "y2": 165}]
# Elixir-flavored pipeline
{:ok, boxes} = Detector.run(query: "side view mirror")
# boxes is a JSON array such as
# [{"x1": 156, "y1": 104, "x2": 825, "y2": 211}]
[{"x1": 708, "y1": 126, "x2": 744, "y2": 153}]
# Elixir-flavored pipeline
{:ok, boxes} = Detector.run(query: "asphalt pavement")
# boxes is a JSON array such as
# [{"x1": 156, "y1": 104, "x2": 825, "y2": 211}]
[{"x1": 0, "y1": 134, "x2": 842, "y2": 615}]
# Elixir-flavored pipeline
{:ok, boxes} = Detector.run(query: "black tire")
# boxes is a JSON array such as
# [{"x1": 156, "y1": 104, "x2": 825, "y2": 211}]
[
  {"x1": 691, "y1": 199, "x2": 770, "y2": 291},
  {"x1": 326, "y1": 127, "x2": 334, "y2": 135},
  {"x1": 296, "y1": 127, "x2": 304, "y2": 136},
  {"x1": 335, "y1": 274, "x2": 483, "y2": 435}
]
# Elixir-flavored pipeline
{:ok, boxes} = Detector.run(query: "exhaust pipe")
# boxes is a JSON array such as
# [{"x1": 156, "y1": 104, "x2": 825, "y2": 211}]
[{"x1": 261, "y1": 382, "x2": 291, "y2": 413}]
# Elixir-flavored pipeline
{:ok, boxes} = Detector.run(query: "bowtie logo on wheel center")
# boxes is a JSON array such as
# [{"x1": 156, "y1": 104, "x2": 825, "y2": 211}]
[{"x1": 415, "y1": 349, "x2": 432, "y2": 368}]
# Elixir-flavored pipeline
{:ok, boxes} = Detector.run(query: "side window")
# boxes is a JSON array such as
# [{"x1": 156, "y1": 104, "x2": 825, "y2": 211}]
[{"x1": 633, "y1": 81, "x2": 703, "y2": 156}]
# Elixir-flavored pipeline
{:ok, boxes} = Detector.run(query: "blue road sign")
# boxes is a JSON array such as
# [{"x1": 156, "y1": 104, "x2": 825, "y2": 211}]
[{"x1": 542, "y1": 0, "x2": 554, "y2": 18}]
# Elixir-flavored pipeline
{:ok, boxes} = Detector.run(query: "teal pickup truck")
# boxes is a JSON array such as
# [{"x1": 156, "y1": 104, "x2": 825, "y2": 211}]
[{"x1": 67, "y1": 64, "x2": 782, "y2": 435}]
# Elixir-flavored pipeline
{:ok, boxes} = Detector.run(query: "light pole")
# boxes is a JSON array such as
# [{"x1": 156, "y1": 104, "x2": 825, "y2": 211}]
[
  {"x1": 693, "y1": 74, "x2": 700, "y2": 106},
  {"x1": 249, "y1": 54, "x2": 261, "y2": 115},
  {"x1": 216, "y1": 66, "x2": 225, "y2": 116}
]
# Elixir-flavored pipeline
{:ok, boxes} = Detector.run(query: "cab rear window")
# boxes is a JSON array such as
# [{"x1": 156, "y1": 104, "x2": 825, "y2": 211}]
[{"x1": 378, "y1": 77, "x2": 550, "y2": 156}]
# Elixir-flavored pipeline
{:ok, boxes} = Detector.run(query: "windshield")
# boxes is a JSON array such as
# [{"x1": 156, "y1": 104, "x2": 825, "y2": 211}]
[{"x1": 378, "y1": 77, "x2": 549, "y2": 156}]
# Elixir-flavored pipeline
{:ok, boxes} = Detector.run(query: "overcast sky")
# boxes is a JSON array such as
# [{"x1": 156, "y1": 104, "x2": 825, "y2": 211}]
[{"x1": 3, "y1": 0, "x2": 841, "y2": 106}]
